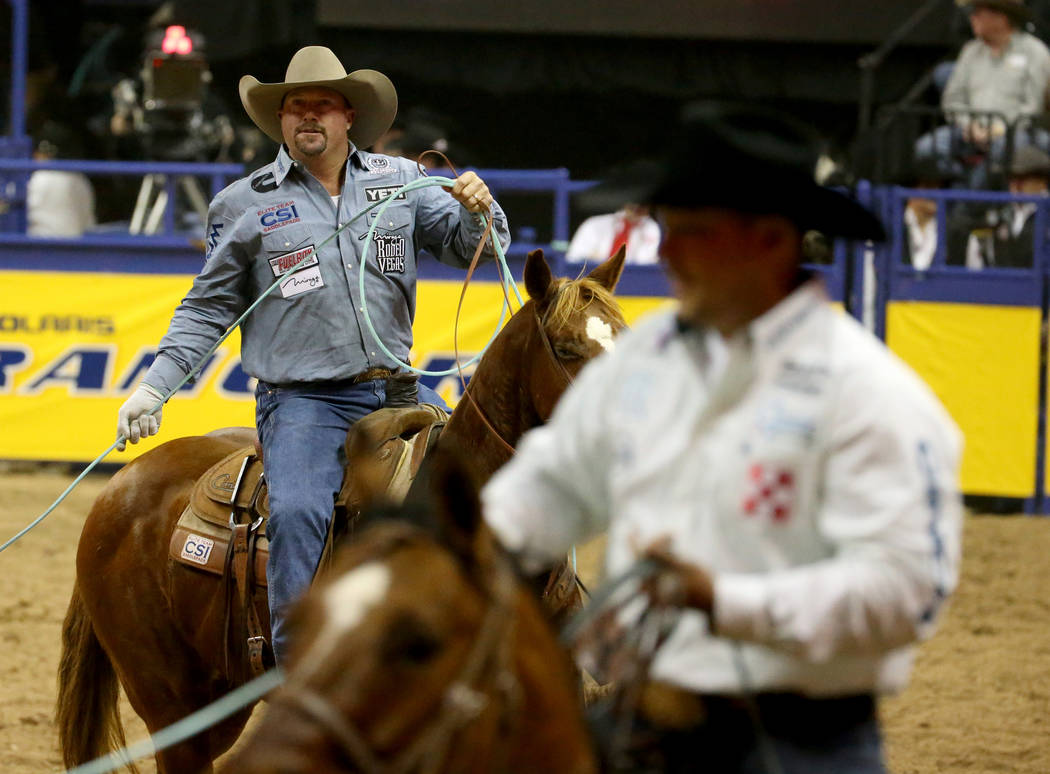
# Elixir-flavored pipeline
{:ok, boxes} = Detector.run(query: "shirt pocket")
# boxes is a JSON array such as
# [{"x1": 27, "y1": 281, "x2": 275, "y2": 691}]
[
  {"x1": 716, "y1": 399, "x2": 818, "y2": 533},
  {"x1": 368, "y1": 201, "x2": 412, "y2": 233},
  {"x1": 364, "y1": 204, "x2": 414, "y2": 276},
  {"x1": 260, "y1": 225, "x2": 324, "y2": 298}
]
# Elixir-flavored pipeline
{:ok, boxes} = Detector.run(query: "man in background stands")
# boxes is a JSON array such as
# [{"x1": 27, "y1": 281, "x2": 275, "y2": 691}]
[
  {"x1": 26, "y1": 122, "x2": 96, "y2": 238},
  {"x1": 984, "y1": 144, "x2": 1050, "y2": 266},
  {"x1": 918, "y1": 0, "x2": 1050, "y2": 182},
  {"x1": 567, "y1": 203, "x2": 661, "y2": 265}
]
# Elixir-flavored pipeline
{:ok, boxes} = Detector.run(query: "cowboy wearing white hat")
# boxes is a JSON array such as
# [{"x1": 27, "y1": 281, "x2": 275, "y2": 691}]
[{"x1": 116, "y1": 45, "x2": 511, "y2": 666}]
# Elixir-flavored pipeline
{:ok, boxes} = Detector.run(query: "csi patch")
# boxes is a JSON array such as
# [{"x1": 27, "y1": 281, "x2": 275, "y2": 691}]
[
  {"x1": 258, "y1": 201, "x2": 301, "y2": 232},
  {"x1": 364, "y1": 185, "x2": 406, "y2": 204},
  {"x1": 180, "y1": 534, "x2": 214, "y2": 566},
  {"x1": 367, "y1": 156, "x2": 392, "y2": 174},
  {"x1": 374, "y1": 234, "x2": 407, "y2": 273},
  {"x1": 268, "y1": 244, "x2": 317, "y2": 276}
]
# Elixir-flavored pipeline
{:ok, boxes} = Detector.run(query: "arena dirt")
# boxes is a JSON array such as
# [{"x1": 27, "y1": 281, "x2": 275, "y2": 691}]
[{"x1": 1, "y1": 469, "x2": 1047, "y2": 773}]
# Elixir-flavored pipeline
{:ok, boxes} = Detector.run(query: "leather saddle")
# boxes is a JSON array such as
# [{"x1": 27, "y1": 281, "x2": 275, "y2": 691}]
[{"x1": 167, "y1": 404, "x2": 448, "y2": 676}]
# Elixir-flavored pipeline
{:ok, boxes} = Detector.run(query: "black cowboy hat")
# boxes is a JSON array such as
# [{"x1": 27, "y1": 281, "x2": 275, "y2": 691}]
[
  {"x1": 580, "y1": 102, "x2": 885, "y2": 241},
  {"x1": 956, "y1": 0, "x2": 1033, "y2": 25},
  {"x1": 1010, "y1": 145, "x2": 1050, "y2": 177},
  {"x1": 892, "y1": 156, "x2": 961, "y2": 187}
]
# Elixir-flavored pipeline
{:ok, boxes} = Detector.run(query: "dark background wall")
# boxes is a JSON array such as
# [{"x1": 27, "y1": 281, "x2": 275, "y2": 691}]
[
  {"x1": 315, "y1": 0, "x2": 957, "y2": 45},
  {"x1": 3, "y1": 0, "x2": 981, "y2": 177}
]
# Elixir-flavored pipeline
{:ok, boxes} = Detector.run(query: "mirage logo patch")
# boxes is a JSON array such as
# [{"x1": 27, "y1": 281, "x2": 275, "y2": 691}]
[
  {"x1": 180, "y1": 534, "x2": 214, "y2": 565},
  {"x1": 374, "y1": 233, "x2": 407, "y2": 273}
]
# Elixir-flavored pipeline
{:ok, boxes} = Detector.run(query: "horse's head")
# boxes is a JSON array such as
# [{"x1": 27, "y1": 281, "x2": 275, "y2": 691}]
[
  {"x1": 520, "y1": 246, "x2": 627, "y2": 421},
  {"x1": 225, "y1": 446, "x2": 594, "y2": 773}
]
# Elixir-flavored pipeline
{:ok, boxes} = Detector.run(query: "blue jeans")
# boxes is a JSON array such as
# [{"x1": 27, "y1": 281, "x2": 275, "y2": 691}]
[
  {"x1": 591, "y1": 692, "x2": 885, "y2": 774},
  {"x1": 915, "y1": 124, "x2": 1050, "y2": 187},
  {"x1": 739, "y1": 716, "x2": 885, "y2": 773},
  {"x1": 417, "y1": 382, "x2": 451, "y2": 413},
  {"x1": 255, "y1": 379, "x2": 386, "y2": 664}
]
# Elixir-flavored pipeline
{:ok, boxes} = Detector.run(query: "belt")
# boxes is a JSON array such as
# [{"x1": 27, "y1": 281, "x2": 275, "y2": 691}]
[
  {"x1": 350, "y1": 367, "x2": 396, "y2": 384},
  {"x1": 262, "y1": 368, "x2": 396, "y2": 390}
]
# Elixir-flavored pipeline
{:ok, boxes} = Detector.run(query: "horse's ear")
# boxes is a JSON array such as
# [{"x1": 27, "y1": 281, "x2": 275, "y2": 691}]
[
  {"x1": 586, "y1": 244, "x2": 626, "y2": 292},
  {"x1": 524, "y1": 249, "x2": 554, "y2": 302}
]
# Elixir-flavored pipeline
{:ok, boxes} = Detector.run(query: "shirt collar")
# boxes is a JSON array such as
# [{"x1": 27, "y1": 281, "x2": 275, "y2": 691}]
[
  {"x1": 273, "y1": 145, "x2": 296, "y2": 186},
  {"x1": 273, "y1": 143, "x2": 365, "y2": 185},
  {"x1": 348, "y1": 144, "x2": 366, "y2": 171},
  {"x1": 747, "y1": 276, "x2": 827, "y2": 354},
  {"x1": 674, "y1": 275, "x2": 825, "y2": 350}
]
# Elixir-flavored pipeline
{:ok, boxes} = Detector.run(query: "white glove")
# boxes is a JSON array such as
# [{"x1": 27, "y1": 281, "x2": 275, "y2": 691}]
[{"x1": 116, "y1": 383, "x2": 165, "y2": 451}]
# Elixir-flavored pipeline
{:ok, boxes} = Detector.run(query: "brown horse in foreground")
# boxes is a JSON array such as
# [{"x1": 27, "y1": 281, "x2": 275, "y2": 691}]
[
  {"x1": 224, "y1": 446, "x2": 598, "y2": 774},
  {"x1": 57, "y1": 248, "x2": 625, "y2": 773}
]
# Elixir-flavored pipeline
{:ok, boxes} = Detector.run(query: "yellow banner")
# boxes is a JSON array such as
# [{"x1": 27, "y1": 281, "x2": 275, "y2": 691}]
[
  {"x1": 886, "y1": 300, "x2": 1042, "y2": 498},
  {"x1": 0, "y1": 271, "x2": 670, "y2": 463}
]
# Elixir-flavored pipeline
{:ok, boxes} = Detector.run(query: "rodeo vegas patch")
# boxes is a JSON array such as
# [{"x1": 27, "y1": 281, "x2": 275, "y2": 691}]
[{"x1": 374, "y1": 234, "x2": 406, "y2": 273}]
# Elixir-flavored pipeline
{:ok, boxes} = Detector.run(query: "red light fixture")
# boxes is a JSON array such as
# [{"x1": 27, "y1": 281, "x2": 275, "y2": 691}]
[{"x1": 161, "y1": 25, "x2": 193, "y2": 55}]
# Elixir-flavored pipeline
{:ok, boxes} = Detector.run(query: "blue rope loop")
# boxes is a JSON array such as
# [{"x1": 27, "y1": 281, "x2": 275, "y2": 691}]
[{"x1": 358, "y1": 176, "x2": 524, "y2": 376}]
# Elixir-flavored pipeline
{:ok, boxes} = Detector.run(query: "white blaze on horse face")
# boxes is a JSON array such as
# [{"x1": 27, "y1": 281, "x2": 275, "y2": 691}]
[
  {"x1": 586, "y1": 316, "x2": 615, "y2": 353},
  {"x1": 297, "y1": 562, "x2": 391, "y2": 676}
]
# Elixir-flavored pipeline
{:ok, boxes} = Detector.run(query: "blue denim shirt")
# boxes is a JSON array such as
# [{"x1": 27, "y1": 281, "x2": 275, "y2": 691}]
[{"x1": 143, "y1": 145, "x2": 510, "y2": 392}]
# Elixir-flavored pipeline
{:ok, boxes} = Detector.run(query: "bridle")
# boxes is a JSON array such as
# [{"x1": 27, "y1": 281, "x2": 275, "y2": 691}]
[
  {"x1": 268, "y1": 528, "x2": 521, "y2": 774},
  {"x1": 458, "y1": 303, "x2": 578, "y2": 457}
]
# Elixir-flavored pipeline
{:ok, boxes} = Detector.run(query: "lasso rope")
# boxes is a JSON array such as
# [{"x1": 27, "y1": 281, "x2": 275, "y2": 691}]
[
  {"x1": 0, "y1": 178, "x2": 519, "y2": 552},
  {"x1": 359, "y1": 176, "x2": 523, "y2": 375}
]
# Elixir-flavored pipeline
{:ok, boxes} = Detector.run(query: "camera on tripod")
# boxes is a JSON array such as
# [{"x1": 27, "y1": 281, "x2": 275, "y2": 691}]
[
  {"x1": 112, "y1": 24, "x2": 229, "y2": 163},
  {"x1": 112, "y1": 24, "x2": 233, "y2": 233}
]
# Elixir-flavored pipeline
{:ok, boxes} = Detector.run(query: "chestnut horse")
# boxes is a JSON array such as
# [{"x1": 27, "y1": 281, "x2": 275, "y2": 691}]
[
  {"x1": 56, "y1": 248, "x2": 625, "y2": 773},
  {"x1": 224, "y1": 445, "x2": 597, "y2": 774}
]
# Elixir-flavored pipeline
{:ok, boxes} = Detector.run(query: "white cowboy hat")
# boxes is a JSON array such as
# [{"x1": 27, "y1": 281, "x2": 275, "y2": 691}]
[{"x1": 238, "y1": 46, "x2": 398, "y2": 149}]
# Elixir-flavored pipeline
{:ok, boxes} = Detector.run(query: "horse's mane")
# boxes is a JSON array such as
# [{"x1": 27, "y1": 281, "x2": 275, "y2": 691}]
[{"x1": 543, "y1": 276, "x2": 626, "y2": 331}]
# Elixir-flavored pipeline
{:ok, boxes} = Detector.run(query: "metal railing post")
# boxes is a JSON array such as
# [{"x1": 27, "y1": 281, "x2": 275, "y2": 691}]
[
  {"x1": 856, "y1": 0, "x2": 951, "y2": 134},
  {"x1": 7, "y1": 0, "x2": 28, "y2": 139}
]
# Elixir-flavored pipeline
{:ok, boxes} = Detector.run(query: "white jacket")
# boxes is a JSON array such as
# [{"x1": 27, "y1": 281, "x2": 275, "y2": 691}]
[
  {"x1": 565, "y1": 212, "x2": 662, "y2": 265},
  {"x1": 483, "y1": 279, "x2": 963, "y2": 697}
]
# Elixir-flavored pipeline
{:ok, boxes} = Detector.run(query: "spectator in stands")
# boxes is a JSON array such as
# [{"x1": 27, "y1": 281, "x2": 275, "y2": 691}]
[
  {"x1": 26, "y1": 121, "x2": 96, "y2": 238},
  {"x1": 988, "y1": 144, "x2": 1050, "y2": 266},
  {"x1": 917, "y1": 0, "x2": 1050, "y2": 184},
  {"x1": 382, "y1": 119, "x2": 453, "y2": 170},
  {"x1": 896, "y1": 158, "x2": 970, "y2": 269},
  {"x1": 566, "y1": 203, "x2": 661, "y2": 265}
]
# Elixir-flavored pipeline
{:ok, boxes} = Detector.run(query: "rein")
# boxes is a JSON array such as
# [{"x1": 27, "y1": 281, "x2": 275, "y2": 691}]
[
  {"x1": 457, "y1": 303, "x2": 576, "y2": 458},
  {"x1": 270, "y1": 529, "x2": 520, "y2": 774}
]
